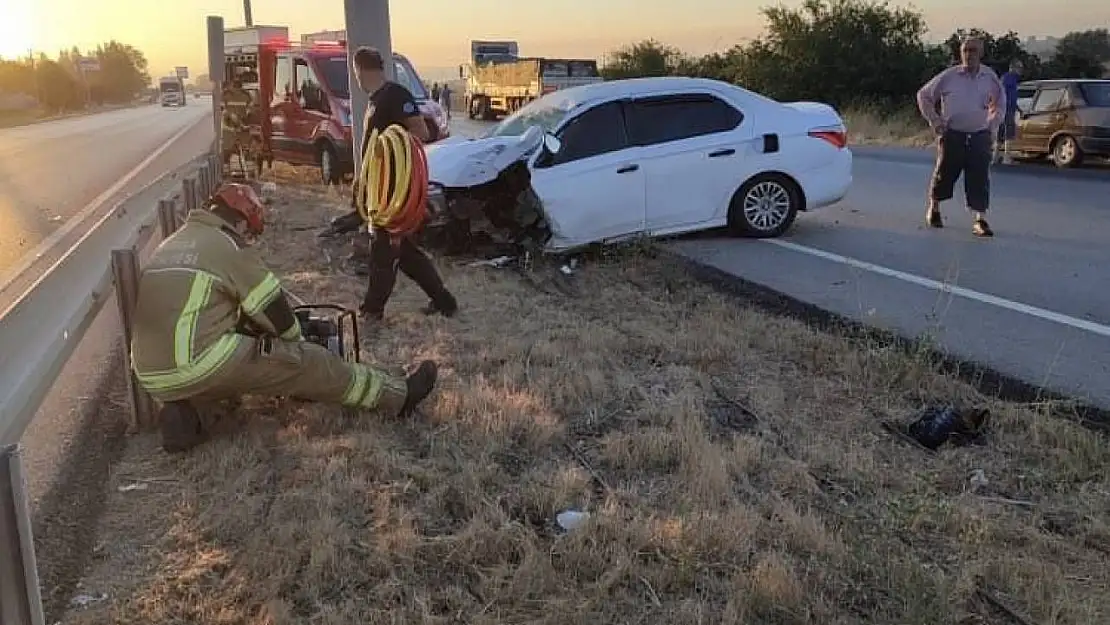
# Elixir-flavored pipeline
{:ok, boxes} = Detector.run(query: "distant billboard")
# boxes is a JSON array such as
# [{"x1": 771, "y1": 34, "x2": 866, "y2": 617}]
[
  {"x1": 175, "y1": 66, "x2": 189, "y2": 79},
  {"x1": 77, "y1": 57, "x2": 100, "y2": 72}
]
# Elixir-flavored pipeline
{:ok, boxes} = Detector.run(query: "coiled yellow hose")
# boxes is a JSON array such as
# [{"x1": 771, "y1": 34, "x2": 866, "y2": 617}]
[{"x1": 354, "y1": 124, "x2": 429, "y2": 235}]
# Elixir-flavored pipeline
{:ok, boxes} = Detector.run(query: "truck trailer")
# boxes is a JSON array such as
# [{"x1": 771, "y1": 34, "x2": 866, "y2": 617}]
[{"x1": 460, "y1": 40, "x2": 602, "y2": 120}]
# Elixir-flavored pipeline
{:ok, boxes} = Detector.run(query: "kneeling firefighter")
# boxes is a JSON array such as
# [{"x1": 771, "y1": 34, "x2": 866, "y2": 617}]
[{"x1": 130, "y1": 182, "x2": 438, "y2": 453}]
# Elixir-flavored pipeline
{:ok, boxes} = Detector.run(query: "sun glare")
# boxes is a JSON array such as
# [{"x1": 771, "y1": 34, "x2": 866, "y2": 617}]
[{"x1": 0, "y1": 3, "x2": 35, "y2": 61}]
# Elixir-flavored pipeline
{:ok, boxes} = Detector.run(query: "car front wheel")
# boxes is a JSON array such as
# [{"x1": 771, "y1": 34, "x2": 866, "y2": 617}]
[
  {"x1": 727, "y1": 174, "x2": 800, "y2": 238},
  {"x1": 319, "y1": 143, "x2": 341, "y2": 185}
]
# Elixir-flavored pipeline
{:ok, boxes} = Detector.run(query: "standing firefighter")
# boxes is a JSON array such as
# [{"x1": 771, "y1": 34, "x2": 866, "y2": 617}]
[
  {"x1": 221, "y1": 78, "x2": 254, "y2": 169},
  {"x1": 130, "y1": 183, "x2": 438, "y2": 453}
]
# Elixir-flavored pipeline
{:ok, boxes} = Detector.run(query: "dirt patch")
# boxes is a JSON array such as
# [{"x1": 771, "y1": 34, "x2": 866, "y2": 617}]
[{"x1": 60, "y1": 165, "x2": 1110, "y2": 624}]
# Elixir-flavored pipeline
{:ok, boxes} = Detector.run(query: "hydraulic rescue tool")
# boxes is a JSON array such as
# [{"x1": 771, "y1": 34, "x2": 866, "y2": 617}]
[
  {"x1": 282, "y1": 290, "x2": 361, "y2": 363},
  {"x1": 354, "y1": 123, "x2": 430, "y2": 236},
  {"x1": 293, "y1": 305, "x2": 361, "y2": 363}
]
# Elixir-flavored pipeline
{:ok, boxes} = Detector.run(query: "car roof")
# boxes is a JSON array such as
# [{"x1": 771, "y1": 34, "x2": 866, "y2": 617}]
[
  {"x1": 1020, "y1": 79, "x2": 1110, "y2": 87},
  {"x1": 549, "y1": 76, "x2": 772, "y2": 108}
]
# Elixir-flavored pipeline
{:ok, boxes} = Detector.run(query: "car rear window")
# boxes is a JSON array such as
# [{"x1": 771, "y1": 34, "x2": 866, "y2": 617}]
[{"x1": 1079, "y1": 83, "x2": 1110, "y2": 107}]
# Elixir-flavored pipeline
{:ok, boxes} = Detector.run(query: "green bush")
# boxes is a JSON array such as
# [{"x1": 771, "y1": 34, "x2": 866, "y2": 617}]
[{"x1": 602, "y1": 0, "x2": 1109, "y2": 109}]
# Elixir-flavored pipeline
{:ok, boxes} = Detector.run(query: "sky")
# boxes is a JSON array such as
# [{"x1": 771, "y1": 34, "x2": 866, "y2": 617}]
[{"x1": 1, "y1": 0, "x2": 1107, "y2": 82}]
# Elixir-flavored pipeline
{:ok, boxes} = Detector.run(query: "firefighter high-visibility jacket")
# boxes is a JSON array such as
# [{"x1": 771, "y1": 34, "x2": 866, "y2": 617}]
[{"x1": 130, "y1": 209, "x2": 303, "y2": 402}]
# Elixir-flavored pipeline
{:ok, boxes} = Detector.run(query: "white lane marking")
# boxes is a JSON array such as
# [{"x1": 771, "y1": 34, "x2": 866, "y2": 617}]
[
  {"x1": 0, "y1": 111, "x2": 210, "y2": 290},
  {"x1": 764, "y1": 238, "x2": 1110, "y2": 338}
]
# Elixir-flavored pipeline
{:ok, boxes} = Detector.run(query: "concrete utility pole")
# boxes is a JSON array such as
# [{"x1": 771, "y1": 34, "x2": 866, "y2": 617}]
[
  {"x1": 343, "y1": 0, "x2": 395, "y2": 175},
  {"x1": 207, "y1": 16, "x2": 226, "y2": 160}
]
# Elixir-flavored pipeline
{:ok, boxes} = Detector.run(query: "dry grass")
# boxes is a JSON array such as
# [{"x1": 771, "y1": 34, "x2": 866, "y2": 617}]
[
  {"x1": 842, "y1": 106, "x2": 935, "y2": 147},
  {"x1": 61, "y1": 164, "x2": 1110, "y2": 624}
]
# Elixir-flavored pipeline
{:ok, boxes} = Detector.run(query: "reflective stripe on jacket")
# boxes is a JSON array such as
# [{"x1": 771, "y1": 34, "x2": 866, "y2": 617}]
[{"x1": 130, "y1": 209, "x2": 300, "y2": 398}]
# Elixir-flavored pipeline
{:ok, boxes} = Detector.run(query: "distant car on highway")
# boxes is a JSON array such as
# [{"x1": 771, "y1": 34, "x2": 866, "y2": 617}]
[
  {"x1": 422, "y1": 76, "x2": 852, "y2": 252},
  {"x1": 1012, "y1": 79, "x2": 1110, "y2": 168}
]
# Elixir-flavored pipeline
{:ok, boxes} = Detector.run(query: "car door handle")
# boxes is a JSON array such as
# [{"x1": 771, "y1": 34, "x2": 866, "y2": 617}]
[
  {"x1": 708, "y1": 149, "x2": 735, "y2": 158},
  {"x1": 616, "y1": 164, "x2": 639, "y2": 174}
]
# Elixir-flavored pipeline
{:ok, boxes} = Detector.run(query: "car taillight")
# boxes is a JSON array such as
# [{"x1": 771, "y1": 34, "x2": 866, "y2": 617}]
[{"x1": 809, "y1": 129, "x2": 848, "y2": 149}]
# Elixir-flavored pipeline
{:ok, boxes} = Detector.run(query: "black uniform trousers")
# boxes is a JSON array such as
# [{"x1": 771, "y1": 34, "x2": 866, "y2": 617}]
[
  {"x1": 360, "y1": 229, "x2": 456, "y2": 318},
  {"x1": 929, "y1": 129, "x2": 992, "y2": 212}
]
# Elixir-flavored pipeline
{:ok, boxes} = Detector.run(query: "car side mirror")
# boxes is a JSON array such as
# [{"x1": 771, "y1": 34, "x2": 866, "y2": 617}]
[{"x1": 543, "y1": 133, "x2": 561, "y2": 155}]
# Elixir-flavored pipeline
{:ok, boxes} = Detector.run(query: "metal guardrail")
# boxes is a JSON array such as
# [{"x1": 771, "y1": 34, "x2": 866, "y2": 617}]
[
  {"x1": 0, "y1": 16, "x2": 230, "y2": 625},
  {"x1": 0, "y1": 150, "x2": 223, "y2": 624}
]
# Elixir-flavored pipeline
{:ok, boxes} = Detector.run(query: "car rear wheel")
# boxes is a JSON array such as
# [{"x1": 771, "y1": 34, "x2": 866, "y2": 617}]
[
  {"x1": 727, "y1": 174, "x2": 800, "y2": 238},
  {"x1": 1051, "y1": 134, "x2": 1083, "y2": 168}
]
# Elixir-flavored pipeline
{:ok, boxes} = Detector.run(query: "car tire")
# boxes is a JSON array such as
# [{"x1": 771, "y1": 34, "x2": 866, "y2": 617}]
[
  {"x1": 727, "y1": 174, "x2": 801, "y2": 238},
  {"x1": 1051, "y1": 134, "x2": 1083, "y2": 168},
  {"x1": 318, "y1": 142, "x2": 341, "y2": 186}
]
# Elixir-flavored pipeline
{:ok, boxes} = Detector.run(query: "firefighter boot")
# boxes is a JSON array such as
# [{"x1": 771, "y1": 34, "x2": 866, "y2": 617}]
[
  {"x1": 159, "y1": 400, "x2": 207, "y2": 453},
  {"x1": 398, "y1": 360, "x2": 439, "y2": 418}
]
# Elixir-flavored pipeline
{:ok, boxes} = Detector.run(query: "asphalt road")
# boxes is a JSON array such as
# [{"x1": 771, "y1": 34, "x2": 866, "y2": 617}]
[
  {"x1": 449, "y1": 117, "x2": 1110, "y2": 408},
  {"x1": 2, "y1": 105, "x2": 213, "y2": 545},
  {"x1": 0, "y1": 102, "x2": 211, "y2": 275},
  {"x1": 670, "y1": 148, "x2": 1110, "y2": 408}
]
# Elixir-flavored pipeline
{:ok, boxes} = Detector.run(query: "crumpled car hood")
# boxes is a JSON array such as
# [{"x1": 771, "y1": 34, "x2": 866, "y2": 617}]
[{"x1": 425, "y1": 127, "x2": 544, "y2": 188}]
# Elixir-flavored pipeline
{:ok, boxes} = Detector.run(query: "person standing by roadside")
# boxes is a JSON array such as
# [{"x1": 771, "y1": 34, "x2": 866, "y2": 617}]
[
  {"x1": 347, "y1": 47, "x2": 458, "y2": 324},
  {"x1": 440, "y1": 82, "x2": 452, "y2": 120},
  {"x1": 431, "y1": 82, "x2": 441, "y2": 103},
  {"x1": 997, "y1": 60, "x2": 1023, "y2": 165},
  {"x1": 916, "y1": 37, "x2": 1006, "y2": 238}
]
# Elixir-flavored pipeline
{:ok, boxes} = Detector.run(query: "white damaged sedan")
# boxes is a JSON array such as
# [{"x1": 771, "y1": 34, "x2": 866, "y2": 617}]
[{"x1": 421, "y1": 76, "x2": 853, "y2": 253}]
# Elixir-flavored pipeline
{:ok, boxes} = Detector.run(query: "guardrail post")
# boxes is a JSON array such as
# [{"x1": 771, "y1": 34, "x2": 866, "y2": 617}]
[
  {"x1": 157, "y1": 199, "x2": 179, "y2": 238},
  {"x1": 183, "y1": 177, "x2": 197, "y2": 214},
  {"x1": 0, "y1": 444, "x2": 46, "y2": 625},
  {"x1": 199, "y1": 167, "x2": 211, "y2": 198},
  {"x1": 110, "y1": 249, "x2": 155, "y2": 431}
]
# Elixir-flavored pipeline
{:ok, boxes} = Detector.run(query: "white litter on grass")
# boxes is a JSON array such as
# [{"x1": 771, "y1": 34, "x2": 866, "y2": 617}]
[
  {"x1": 969, "y1": 469, "x2": 989, "y2": 492},
  {"x1": 70, "y1": 592, "x2": 108, "y2": 608},
  {"x1": 556, "y1": 509, "x2": 591, "y2": 531},
  {"x1": 117, "y1": 482, "x2": 149, "y2": 492},
  {"x1": 467, "y1": 255, "x2": 515, "y2": 268}
]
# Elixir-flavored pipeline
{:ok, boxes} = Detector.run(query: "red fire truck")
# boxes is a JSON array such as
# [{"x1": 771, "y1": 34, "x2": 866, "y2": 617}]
[{"x1": 223, "y1": 33, "x2": 449, "y2": 183}]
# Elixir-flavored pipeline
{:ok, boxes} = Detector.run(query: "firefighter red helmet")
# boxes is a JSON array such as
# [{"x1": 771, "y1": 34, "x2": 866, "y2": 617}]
[{"x1": 211, "y1": 183, "x2": 265, "y2": 236}]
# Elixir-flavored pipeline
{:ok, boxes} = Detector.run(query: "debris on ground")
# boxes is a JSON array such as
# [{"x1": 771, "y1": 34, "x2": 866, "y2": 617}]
[
  {"x1": 905, "y1": 404, "x2": 991, "y2": 450},
  {"x1": 555, "y1": 509, "x2": 591, "y2": 532}
]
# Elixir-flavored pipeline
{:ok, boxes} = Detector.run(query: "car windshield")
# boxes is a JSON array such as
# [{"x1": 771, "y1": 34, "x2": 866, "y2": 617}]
[
  {"x1": 316, "y1": 56, "x2": 429, "y2": 101},
  {"x1": 484, "y1": 94, "x2": 574, "y2": 138},
  {"x1": 317, "y1": 56, "x2": 350, "y2": 99},
  {"x1": 1079, "y1": 82, "x2": 1110, "y2": 107},
  {"x1": 393, "y1": 57, "x2": 429, "y2": 100}
]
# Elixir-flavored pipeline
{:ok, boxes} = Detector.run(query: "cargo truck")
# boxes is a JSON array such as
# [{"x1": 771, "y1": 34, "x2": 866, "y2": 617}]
[
  {"x1": 220, "y1": 26, "x2": 449, "y2": 184},
  {"x1": 460, "y1": 40, "x2": 603, "y2": 120},
  {"x1": 158, "y1": 76, "x2": 186, "y2": 107}
]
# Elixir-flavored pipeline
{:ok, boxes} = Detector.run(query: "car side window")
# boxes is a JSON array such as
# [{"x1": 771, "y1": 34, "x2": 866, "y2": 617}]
[
  {"x1": 627, "y1": 94, "x2": 743, "y2": 146},
  {"x1": 1031, "y1": 87, "x2": 1066, "y2": 113},
  {"x1": 1015, "y1": 86, "x2": 1036, "y2": 112},
  {"x1": 550, "y1": 101, "x2": 628, "y2": 166},
  {"x1": 273, "y1": 55, "x2": 292, "y2": 107},
  {"x1": 294, "y1": 59, "x2": 326, "y2": 113}
]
